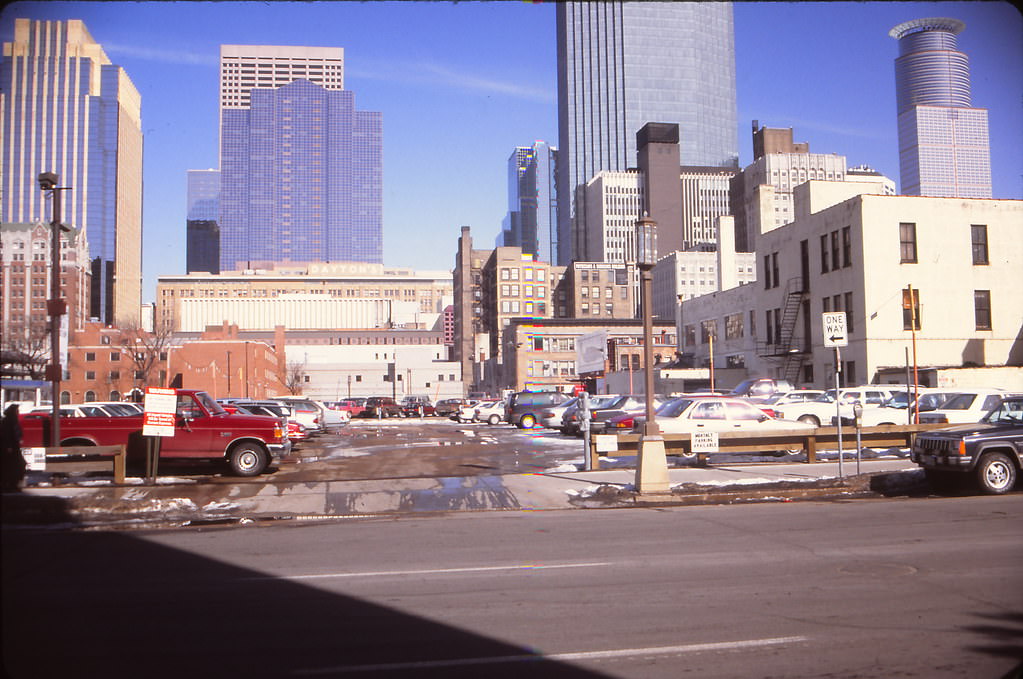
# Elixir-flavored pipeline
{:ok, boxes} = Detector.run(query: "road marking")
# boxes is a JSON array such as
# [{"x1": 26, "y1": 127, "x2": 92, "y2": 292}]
[
  {"x1": 294, "y1": 636, "x2": 810, "y2": 675},
  {"x1": 243, "y1": 561, "x2": 612, "y2": 582}
]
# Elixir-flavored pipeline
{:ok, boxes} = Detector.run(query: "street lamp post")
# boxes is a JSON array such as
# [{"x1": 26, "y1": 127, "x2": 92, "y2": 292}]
[
  {"x1": 634, "y1": 214, "x2": 671, "y2": 495},
  {"x1": 39, "y1": 173, "x2": 70, "y2": 447}
]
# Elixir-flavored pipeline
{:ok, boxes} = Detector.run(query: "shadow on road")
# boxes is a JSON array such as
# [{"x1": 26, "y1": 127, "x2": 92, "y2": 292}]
[{"x1": 2, "y1": 528, "x2": 615, "y2": 679}]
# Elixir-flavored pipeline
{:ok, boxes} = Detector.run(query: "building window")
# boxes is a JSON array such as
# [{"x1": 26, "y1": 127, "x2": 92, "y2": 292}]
[
  {"x1": 86, "y1": 371, "x2": 96, "y2": 381},
  {"x1": 830, "y1": 231, "x2": 840, "y2": 271},
  {"x1": 971, "y1": 225, "x2": 989, "y2": 265},
  {"x1": 841, "y1": 227, "x2": 851, "y2": 268},
  {"x1": 844, "y1": 292, "x2": 854, "y2": 333},
  {"x1": 820, "y1": 235, "x2": 829, "y2": 273},
  {"x1": 974, "y1": 290, "x2": 992, "y2": 330},
  {"x1": 845, "y1": 361, "x2": 857, "y2": 385},
  {"x1": 771, "y1": 253, "x2": 779, "y2": 289},
  {"x1": 900, "y1": 223, "x2": 917, "y2": 263},
  {"x1": 85, "y1": 352, "x2": 96, "y2": 362},
  {"x1": 902, "y1": 288, "x2": 921, "y2": 330},
  {"x1": 763, "y1": 255, "x2": 772, "y2": 289}
]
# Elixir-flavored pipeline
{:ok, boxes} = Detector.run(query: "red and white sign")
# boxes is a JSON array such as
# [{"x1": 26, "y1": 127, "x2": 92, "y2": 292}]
[{"x1": 143, "y1": 387, "x2": 177, "y2": 437}]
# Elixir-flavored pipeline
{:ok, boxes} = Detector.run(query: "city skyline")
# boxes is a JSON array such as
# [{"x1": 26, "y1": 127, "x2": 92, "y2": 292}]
[{"x1": 1, "y1": 1, "x2": 1020, "y2": 303}]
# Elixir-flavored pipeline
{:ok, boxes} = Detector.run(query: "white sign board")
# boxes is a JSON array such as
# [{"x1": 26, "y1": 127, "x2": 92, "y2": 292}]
[
  {"x1": 22, "y1": 447, "x2": 47, "y2": 471},
  {"x1": 822, "y1": 312, "x2": 848, "y2": 348},
  {"x1": 142, "y1": 387, "x2": 177, "y2": 437},
  {"x1": 594, "y1": 434, "x2": 619, "y2": 453},
  {"x1": 575, "y1": 329, "x2": 608, "y2": 375},
  {"x1": 691, "y1": 431, "x2": 719, "y2": 453}
]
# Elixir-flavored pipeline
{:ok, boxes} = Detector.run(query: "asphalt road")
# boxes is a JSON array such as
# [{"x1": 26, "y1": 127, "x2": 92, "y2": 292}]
[{"x1": 4, "y1": 494, "x2": 1020, "y2": 678}]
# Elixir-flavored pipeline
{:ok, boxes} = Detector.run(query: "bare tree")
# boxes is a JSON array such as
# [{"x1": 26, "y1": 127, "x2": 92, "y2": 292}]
[
  {"x1": 0, "y1": 324, "x2": 50, "y2": 380},
  {"x1": 119, "y1": 322, "x2": 175, "y2": 394},
  {"x1": 285, "y1": 360, "x2": 307, "y2": 395}
]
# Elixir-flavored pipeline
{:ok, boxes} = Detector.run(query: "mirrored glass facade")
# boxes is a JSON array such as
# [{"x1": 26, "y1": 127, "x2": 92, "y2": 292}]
[{"x1": 557, "y1": 2, "x2": 738, "y2": 265}]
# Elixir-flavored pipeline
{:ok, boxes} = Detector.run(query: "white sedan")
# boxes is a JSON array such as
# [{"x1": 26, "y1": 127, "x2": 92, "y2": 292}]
[
  {"x1": 655, "y1": 397, "x2": 814, "y2": 436},
  {"x1": 475, "y1": 400, "x2": 507, "y2": 425}
]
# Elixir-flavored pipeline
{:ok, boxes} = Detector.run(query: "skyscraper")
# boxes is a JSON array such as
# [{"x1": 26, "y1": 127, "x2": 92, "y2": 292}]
[
  {"x1": 889, "y1": 17, "x2": 992, "y2": 198},
  {"x1": 557, "y1": 1, "x2": 738, "y2": 265},
  {"x1": 186, "y1": 169, "x2": 220, "y2": 274},
  {"x1": 217, "y1": 45, "x2": 381, "y2": 271},
  {"x1": 1, "y1": 18, "x2": 143, "y2": 325},
  {"x1": 500, "y1": 141, "x2": 558, "y2": 263}
]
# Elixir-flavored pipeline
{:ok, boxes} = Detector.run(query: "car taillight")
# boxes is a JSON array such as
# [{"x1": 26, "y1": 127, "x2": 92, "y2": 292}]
[
  {"x1": 761, "y1": 408, "x2": 778, "y2": 418},
  {"x1": 612, "y1": 417, "x2": 634, "y2": 429},
  {"x1": 541, "y1": 410, "x2": 554, "y2": 417}
]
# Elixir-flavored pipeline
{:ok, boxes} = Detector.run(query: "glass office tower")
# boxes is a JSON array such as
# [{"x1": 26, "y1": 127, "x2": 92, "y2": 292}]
[
  {"x1": 557, "y1": 1, "x2": 738, "y2": 264},
  {"x1": 890, "y1": 17, "x2": 992, "y2": 198},
  {"x1": 186, "y1": 169, "x2": 221, "y2": 274},
  {"x1": 502, "y1": 141, "x2": 558, "y2": 264},
  {"x1": 217, "y1": 44, "x2": 381, "y2": 271},
  {"x1": 1, "y1": 19, "x2": 143, "y2": 325},
  {"x1": 219, "y1": 80, "x2": 382, "y2": 269}
]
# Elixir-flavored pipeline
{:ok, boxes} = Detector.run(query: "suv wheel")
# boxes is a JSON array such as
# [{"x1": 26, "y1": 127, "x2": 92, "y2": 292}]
[
  {"x1": 518, "y1": 413, "x2": 536, "y2": 429},
  {"x1": 975, "y1": 452, "x2": 1017, "y2": 495}
]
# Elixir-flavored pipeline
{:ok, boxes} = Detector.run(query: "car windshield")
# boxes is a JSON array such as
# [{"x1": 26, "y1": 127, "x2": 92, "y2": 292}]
[
  {"x1": 812, "y1": 391, "x2": 837, "y2": 403},
  {"x1": 656, "y1": 398, "x2": 696, "y2": 418},
  {"x1": 941, "y1": 393, "x2": 978, "y2": 410},
  {"x1": 982, "y1": 400, "x2": 1023, "y2": 425},
  {"x1": 196, "y1": 392, "x2": 226, "y2": 415}
]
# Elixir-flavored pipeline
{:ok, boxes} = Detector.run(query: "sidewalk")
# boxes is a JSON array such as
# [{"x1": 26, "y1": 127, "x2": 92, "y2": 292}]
[{"x1": 1, "y1": 459, "x2": 924, "y2": 529}]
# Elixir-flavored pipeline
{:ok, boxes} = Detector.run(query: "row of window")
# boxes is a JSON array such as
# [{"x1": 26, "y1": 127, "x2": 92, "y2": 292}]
[{"x1": 900, "y1": 223, "x2": 988, "y2": 265}]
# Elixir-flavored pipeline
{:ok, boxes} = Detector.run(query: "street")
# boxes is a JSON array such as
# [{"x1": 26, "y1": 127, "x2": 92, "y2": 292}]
[{"x1": 4, "y1": 494, "x2": 1021, "y2": 678}]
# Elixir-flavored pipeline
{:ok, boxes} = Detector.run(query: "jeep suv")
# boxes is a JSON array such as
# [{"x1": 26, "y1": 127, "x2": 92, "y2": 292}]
[
  {"x1": 506, "y1": 391, "x2": 573, "y2": 428},
  {"x1": 911, "y1": 396, "x2": 1023, "y2": 494},
  {"x1": 361, "y1": 396, "x2": 402, "y2": 418}
]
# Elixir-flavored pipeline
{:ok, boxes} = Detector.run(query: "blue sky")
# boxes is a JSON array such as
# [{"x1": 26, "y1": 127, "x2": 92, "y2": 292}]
[{"x1": 2, "y1": 1, "x2": 1020, "y2": 303}]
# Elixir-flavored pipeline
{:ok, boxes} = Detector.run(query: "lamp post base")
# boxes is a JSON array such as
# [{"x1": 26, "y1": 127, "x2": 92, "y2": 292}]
[{"x1": 635, "y1": 433, "x2": 671, "y2": 495}]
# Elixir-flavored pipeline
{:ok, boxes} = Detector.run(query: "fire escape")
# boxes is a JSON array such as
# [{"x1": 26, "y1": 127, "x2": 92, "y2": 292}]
[{"x1": 757, "y1": 276, "x2": 810, "y2": 383}]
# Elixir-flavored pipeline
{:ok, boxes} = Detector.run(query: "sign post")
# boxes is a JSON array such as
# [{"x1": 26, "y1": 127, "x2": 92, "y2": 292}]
[
  {"x1": 822, "y1": 313, "x2": 848, "y2": 477},
  {"x1": 142, "y1": 387, "x2": 177, "y2": 483}
]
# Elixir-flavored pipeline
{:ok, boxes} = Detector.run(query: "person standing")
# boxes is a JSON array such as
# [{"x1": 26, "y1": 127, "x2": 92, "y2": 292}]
[{"x1": 1, "y1": 404, "x2": 26, "y2": 492}]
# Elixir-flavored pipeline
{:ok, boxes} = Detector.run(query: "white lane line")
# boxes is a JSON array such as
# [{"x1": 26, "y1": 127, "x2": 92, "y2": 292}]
[
  {"x1": 293, "y1": 636, "x2": 810, "y2": 675},
  {"x1": 242, "y1": 561, "x2": 613, "y2": 582}
]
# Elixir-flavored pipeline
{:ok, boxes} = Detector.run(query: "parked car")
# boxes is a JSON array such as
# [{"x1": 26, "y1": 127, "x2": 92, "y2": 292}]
[
  {"x1": 273, "y1": 397, "x2": 324, "y2": 431},
  {"x1": 434, "y1": 398, "x2": 467, "y2": 418},
  {"x1": 453, "y1": 401, "x2": 482, "y2": 423},
  {"x1": 750, "y1": 390, "x2": 826, "y2": 416},
  {"x1": 911, "y1": 395, "x2": 1023, "y2": 494},
  {"x1": 87, "y1": 401, "x2": 145, "y2": 416},
  {"x1": 587, "y1": 394, "x2": 669, "y2": 435},
  {"x1": 28, "y1": 403, "x2": 120, "y2": 418},
  {"x1": 475, "y1": 400, "x2": 508, "y2": 425},
  {"x1": 539, "y1": 397, "x2": 578, "y2": 429},
  {"x1": 229, "y1": 403, "x2": 308, "y2": 443},
  {"x1": 559, "y1": 394, "x2": 620, "y2": 435},
  {"x1": 333, "y1": 398, "x2": 367, "y2": 418},
  {"x1": 774, "y1": 387, "x2": 900, "y2": 426},
  {"x1": 400, "y1": 395, "x2": 435, "y2": 417},
  {"x1": 729, "y1": 378, "x2": 794, "y2": 400},
  {"x1": 652, "y1": 395, "x2": 814, "y2": 440},
  {"x1": 505, "y1": 390, "x2": 574, "y2": 429},
  {"x1": 834, "y1": 388, "x2": 962, "y2": 427},
  {"x1": 357, "y1": 396, "x2": 401, "y2": 418},
  {"x1": 919, "y1": 389, "x2": 1022, "y2": 425}
]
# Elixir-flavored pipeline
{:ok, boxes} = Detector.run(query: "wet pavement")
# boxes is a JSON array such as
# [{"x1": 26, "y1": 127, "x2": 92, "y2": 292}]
[{"x1": 2, "y1": 417, "x2": 932, "y2": 529}]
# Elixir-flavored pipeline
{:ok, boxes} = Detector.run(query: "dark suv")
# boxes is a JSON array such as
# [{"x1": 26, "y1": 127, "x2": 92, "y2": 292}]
[
  {"x1": 506, "y1": 391, "x2": 574, "y2": 429},
  {"x1": 361, "y1": 397, "x2": 402, "y2": 418},
  {"x1": 911, "y1": 396, "x2": 1022, "y2": 494}
]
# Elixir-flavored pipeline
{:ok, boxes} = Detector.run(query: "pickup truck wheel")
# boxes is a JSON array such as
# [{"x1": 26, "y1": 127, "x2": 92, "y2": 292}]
[
  {"x1": 975, "y1": 452, "x2": 1016, "y2": 495},
  {"x1": 797, "y1": 415, "x2": 820, "y2": 426},
  {"x1": 228, "y1": 443, "x2": 269, "y2": 477}
]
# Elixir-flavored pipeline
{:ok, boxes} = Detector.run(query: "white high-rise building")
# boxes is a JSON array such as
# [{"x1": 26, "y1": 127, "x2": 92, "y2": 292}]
[
  {"x1": 219, "y1": 44, "x2": 344, "y2": 111},
  {"x1": 577, "y1": 171, "x2": 644, "y2": 264}
]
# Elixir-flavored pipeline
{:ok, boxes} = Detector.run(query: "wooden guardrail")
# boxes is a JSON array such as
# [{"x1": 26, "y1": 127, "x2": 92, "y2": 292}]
[
  {"x1": 37, "y1": 445, "x2": 128, "y2": 484},
  {"x1": 586, "y1": 423, "x2": 953, "y2": 470}
]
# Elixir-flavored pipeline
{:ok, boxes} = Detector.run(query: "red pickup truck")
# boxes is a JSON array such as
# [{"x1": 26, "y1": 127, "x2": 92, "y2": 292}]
[{"x1": 19, "y1": 389, "x2": 289, "y2": 477}]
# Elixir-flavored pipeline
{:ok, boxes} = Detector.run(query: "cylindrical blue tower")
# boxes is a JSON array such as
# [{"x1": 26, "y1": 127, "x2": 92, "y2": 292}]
[{"x1": 890, "y1": 17, "x2": 971, "y2": 113}]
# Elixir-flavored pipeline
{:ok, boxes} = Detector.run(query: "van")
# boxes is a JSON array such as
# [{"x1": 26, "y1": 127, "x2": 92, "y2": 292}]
[{"x1": 505, "y1": 391, "x2": 573, "y2": 428}]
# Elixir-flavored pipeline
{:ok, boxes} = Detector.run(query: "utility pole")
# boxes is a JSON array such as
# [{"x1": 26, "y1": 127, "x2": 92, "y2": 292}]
[{"x1": 39, "y1": 173, "x2": 71, "y2": 447}]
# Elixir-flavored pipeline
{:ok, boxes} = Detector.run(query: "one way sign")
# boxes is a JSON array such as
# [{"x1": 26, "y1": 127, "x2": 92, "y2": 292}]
[{"x1": 822, "y1": 312, "x2": 848, "y2": 348}]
